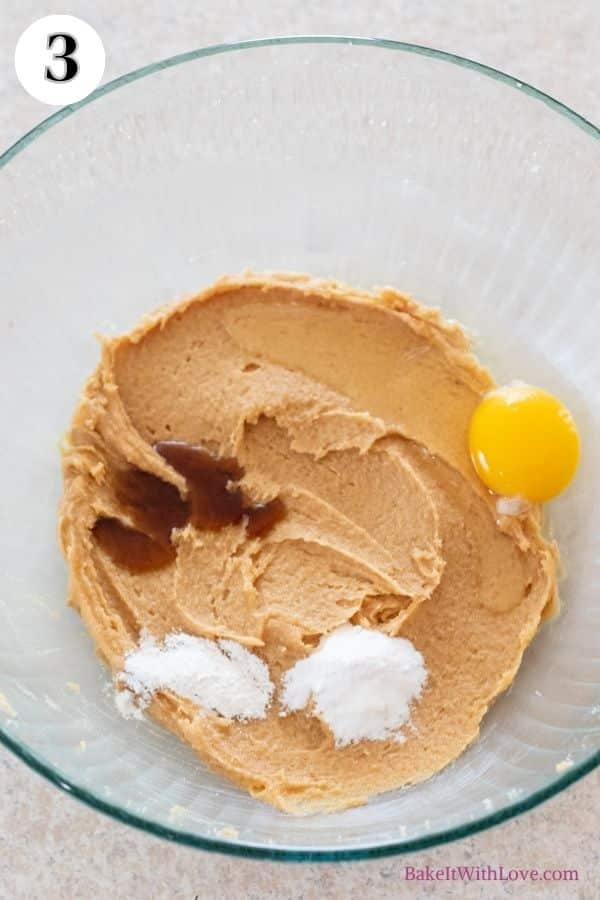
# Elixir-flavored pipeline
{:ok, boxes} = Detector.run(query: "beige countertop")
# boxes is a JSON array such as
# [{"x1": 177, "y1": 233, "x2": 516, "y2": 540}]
[{"x1": 1, "y1": 2, "x2": 598, "y2": 897}]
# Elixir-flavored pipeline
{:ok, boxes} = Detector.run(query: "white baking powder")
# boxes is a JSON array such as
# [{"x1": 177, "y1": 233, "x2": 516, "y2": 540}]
[
  {"x1": 116, "y1": 625, "x2": 426, "y2": 743},
  {"x1": 118, "y1": 631, "x2": 274, "y2": 720},
  {"x1": 281, "y1": 625, "x2": 427, "y2": 746}
]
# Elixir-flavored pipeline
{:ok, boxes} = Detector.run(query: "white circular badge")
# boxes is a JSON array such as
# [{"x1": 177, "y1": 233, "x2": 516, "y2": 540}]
[{"x1": 15, "y1": 15, "x2": 105, "y2": 106}]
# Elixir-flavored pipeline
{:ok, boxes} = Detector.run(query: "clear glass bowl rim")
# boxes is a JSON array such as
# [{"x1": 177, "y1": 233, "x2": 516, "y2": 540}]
[{"x1": 1, "y1": 34, "x2": 598, "y2": 862}]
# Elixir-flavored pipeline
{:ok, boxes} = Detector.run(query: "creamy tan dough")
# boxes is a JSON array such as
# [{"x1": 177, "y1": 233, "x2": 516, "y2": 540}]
[{"x1": 59, "y1": 273, "x2": 557, "y2": 814}]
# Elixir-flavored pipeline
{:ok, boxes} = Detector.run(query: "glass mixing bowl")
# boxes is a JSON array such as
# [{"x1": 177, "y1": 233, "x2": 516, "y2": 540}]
[{"x1": 1, "y1": 37, "x2": 598, "y2": 861}]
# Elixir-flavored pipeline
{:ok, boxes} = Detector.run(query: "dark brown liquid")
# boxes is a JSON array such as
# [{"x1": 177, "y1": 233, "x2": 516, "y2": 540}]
[
  {"x1": 114, "y1": 466, "x2": 189, "y2": 544},
  {"x1": 93, "y1": 517, "x2": 177, "y2": 572},
  {"x1": 93, "y1": 440, "x2": 285, "y2": 573},
  {"x1": 245, "y1": 496, "x2": 286, "y2": 538},
  {"x1": 155, "y1": 441, "x2": 245, "y2": 531}
]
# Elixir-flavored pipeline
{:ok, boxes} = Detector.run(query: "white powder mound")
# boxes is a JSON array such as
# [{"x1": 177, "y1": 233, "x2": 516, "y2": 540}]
[
  {"x1": 119, "y1": 632, "x2": 274, "y2": 720},
  {"x1": 281, "y1": 625, "x2": 427, "y2": 746}
]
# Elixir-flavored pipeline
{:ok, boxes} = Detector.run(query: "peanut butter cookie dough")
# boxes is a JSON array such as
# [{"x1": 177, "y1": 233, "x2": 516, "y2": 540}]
[{"x1": 59, "y1": 273, "x2": 557, "y2": 814}]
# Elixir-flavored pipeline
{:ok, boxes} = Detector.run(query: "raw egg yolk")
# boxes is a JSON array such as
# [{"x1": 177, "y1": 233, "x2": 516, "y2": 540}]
[{"x1": 469, "y1": 384, "x2": 580, "y2": 503}]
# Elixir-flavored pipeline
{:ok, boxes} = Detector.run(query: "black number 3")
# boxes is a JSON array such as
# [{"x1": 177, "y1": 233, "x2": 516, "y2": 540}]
[{"x1": 45, "y1": 32, "x2": 79, "y2": 82}]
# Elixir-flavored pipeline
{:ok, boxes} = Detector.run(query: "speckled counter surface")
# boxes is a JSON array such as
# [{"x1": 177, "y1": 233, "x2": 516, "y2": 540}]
[{"x1": 1, "y1": 3, "x2": 598, "y2": 897}]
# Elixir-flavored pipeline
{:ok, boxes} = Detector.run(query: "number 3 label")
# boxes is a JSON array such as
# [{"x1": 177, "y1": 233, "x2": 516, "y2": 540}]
[
  {"x1": 45, "y1": 33, "x2": 79, "y2": 83},
  {"x1": 15, "y1": 16, "x2": 105, "y2": 106}
]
